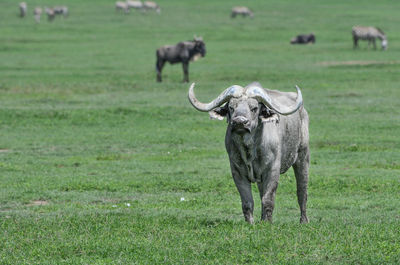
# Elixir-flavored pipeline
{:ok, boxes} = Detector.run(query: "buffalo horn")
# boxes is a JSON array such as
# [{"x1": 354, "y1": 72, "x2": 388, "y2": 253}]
[
  {"x1": 188, "y1": 83, "x2": 243, "y2": 112},
  {"x1": 246, "y1": 85, "x2": 303, "y2": 115}
]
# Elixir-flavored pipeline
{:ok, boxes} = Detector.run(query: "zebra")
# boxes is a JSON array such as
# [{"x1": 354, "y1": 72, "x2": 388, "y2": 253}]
[
  {"x1": 53, "y1": 6, "x2": 68, "y2": 18},
  {"x1": 45, "y1": 7, "x2": 55, "y2": 22},
  {"x1": 231, "y1": 6, "x2": 254, "y2": 18},
  {"x1": 143, "y1": 1, "x2": 161, "y2": 14},
  {"x1": 352, "y1": 26, "x2": 387, "y2": 50},
  {"x1": 115, "y1": 1, "x2": 130, "y2": 13},
  {"x1": 33, "y1": 7, "x2": 42, "y2": 23},
  {"x1": 19, "y1": 2, "x2": 27, "y2": 18}
]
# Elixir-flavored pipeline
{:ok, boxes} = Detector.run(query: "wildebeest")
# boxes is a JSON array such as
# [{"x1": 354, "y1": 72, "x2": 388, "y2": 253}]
[
  {"x1": 188, "y1": 82, "x2": 309, "y2": 224},
  {"x1": 156, "y1": 37, "x2": 206, "y2": 82},
  {"x1": 126, "y1": 0, "x2": 144, "y2": 11},
  {"x1": 33, "y1": 7, "x2": 42, "y2": 23},
  {"x1": 290, "y1": 33, "x2": 315, "y2": 44},
  {"x1": 115, "y1": 1, "x2": 129, "y2": 13},
  {"x1": 143, "y1": 1, "x2": 161, "y2": 13},
  {"x1": 53, "y1": 6, "x2": 68, "y2": 18},
  {"x1": 352, "y1": 26, "x2": 387, "y2": 50},
  {"x1": 45, "y1": 7, "x2": 55, "y2": 21},
  {"x1": 19, "y1": 2, "x2": 27, "y2": 18},
  {"x1": 231, "y1": 6, "x2": 253, "y2": 18}
]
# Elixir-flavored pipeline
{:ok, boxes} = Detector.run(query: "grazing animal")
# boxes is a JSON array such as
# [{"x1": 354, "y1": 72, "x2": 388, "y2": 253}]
[
  {"x1": 115, "y1": 1, "x2": 130, "y2": 13},
  {"x1": 156, "y1": 37, "x2": 206, "y2": 82},
  {"x1": 290, "y1": 33, "x2": 316, "y2": 44},
  {"x1": 231, "y1": 6, "x2": 253, "y2": 18},
  {"x1": 143, "y1": 1, "x2": 161, "y2": 13},
  {"x1": 45, "y1": 7, "x2": 55, "y2": 21},
  {"x1": 352, "y1": 26, "x2": 387, "y2": 50},
  {"x1": 126, "y1": 0, "x2": 144, "y2": 11},
  {"x1": 53, "y1": 6, "x2": 68, "y2": 18},
  {"x1": 19, "y1": 2, "x2": 27, "y2": 18},
  {"x1": 188, "y1": 82, "x2": 309, "y2": 224},
  {"x1": 33, "y1": 7, "x2": 42, "y2": 23}
]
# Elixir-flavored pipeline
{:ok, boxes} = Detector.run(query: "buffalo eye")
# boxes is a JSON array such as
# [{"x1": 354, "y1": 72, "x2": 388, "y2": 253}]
[{"x1": 251, "y1": 107, "x2": 258, "y2": 113}]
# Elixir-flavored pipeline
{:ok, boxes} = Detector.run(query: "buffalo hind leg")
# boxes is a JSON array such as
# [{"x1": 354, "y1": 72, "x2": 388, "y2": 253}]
[
  {"x1": 182, "y1": 62, "x2": 189, "y2": 83},
  {"x1": 233, "y1": 175, "x2": 254, "y2": 224},
  {"x1": 156, "y1": 59, "x2": 165, "y2": 82},
  {"x1": 293, "y1": 148, "x2": 309, "y2": 223}
]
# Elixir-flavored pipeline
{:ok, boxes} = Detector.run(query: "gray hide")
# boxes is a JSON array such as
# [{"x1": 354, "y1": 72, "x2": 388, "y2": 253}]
[
  {"x1": 188, "y1": 82, "x2": 309, "y2": 224},
  {"x1": 156, "y1": 39, "x2": 206, "y2": 82}
]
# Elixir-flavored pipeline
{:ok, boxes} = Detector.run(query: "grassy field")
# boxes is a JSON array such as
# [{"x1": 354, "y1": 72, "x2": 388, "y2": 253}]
[{"x1": 1, "y1": 0, "x2": 399, "y2": 263}]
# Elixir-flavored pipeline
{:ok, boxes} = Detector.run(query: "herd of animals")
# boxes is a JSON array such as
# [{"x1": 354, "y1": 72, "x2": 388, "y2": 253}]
[
  {"x1": 18, "y1": 2, "x2": 68, "y2": 23},
  {"x1": 15, "y1": 2, "x2": 390, "y2": 223}
]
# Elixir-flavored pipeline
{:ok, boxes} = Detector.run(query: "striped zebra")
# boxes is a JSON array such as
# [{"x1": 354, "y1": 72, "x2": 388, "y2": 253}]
[{"x1": 352, "y1": 26, "x2": 388, "y2": 50}]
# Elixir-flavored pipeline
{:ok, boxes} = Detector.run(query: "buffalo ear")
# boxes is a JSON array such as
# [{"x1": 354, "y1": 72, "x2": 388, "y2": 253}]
[
  {"x1": 259, "y1": 104, "x2": 279, "y2": 124},
  {"x1": 209, "y1": 104, "x2": 229, "y2": 121}
]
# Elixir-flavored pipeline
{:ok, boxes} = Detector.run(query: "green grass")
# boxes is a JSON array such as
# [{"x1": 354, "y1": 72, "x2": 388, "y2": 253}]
[{"x1": 1, "y1": 0, "x2": 400, "y2": 264}]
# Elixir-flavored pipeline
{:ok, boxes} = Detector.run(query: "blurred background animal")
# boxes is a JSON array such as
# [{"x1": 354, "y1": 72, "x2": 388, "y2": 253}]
[
  {"x1": 45, "y1": 7, "x2": 55, "y2": 21},
  {"x1": 231, "y1": 6, "x2": 253, "y2": 18},
  {"x1": 156, "y1": 37, "x2": 206, "y2": 82},
  {"x1": 143, "y1": 1, "x2": 161, "y2": 14},
  {"x1": 115, "y1": 1, "x2": 130, "y2": 13},
  {"x1": 54, "y1": 6, "x2": 68, "y2": 18},
  {"x1": 290, "y1": 33, "x2": 316, "y2": 44},
  {"x1": 126, "y1": 0, "x2": 144, "y2": 12},
  {"x1": 19, "y1": 2, "x2": 27, "y2": 18},
  {"x1": 33, "y1": 7, "x2": 42, "y2": 23},
  {"x1": 352, "y1": 26, "x2": 387, "y2": 50}
]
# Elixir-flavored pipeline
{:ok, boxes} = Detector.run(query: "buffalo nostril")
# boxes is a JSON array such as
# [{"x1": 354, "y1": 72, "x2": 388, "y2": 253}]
[{"x1": 232, "y1": 116, "x2": 249, "y2": 126}]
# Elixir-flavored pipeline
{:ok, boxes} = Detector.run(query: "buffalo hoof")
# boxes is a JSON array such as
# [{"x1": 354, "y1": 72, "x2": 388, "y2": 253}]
[{"x1": 300, "y1": 216, "x2": 309, "y2": 224}]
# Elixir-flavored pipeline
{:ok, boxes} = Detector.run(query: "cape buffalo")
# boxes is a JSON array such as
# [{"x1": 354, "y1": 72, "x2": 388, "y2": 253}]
[
  {"x1": 352, "y1": 26, "x2": 387, "y2": 50},
  {"x1": 290, "y1": 33, "x2": 315, "y2": 44},
  {"x1": 188, "y1": 82, "x2": 309, "y2": 224},
  {"x1": 156, "y1": 38, "x2": 206, "y2": 82}
]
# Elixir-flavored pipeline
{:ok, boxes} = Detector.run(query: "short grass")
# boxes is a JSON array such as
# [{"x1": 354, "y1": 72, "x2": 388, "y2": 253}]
[{"x1": 0, "y1": 0, "x2": 399, "y2": 264}]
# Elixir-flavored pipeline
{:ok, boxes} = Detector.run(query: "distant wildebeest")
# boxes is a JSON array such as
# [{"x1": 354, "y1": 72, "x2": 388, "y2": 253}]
[
  {"x1": 231, "y1": 6, "x2": 253, "y2": 18},
  {"x1": 352, "y1": 26, "x2": 387, "y2": 50},
  {"x1": 19, "y1": 2, "x2": 27, "y2": 18},
  {"x1": 126, "y1": 0, "x2": 144, "y2": 11},
  {"x1": 188, "y1": 82, "x2": 309, "y2": 224},
  {"x1": 143, "y1": 1, "x2": 160, "y2": 14},
  {"x1": 33, "y1": 7, "x2": 42, "y2": 23},
  {"x1": 45, "y1": 7, "x2": 55, "y2": 21},
  {"x1": 290, "y1": 33, "x2": 316, "y2": 44},
  {"x1": 156, "y1": 37, "x2": 206, "y2": 82},
  {"x1": 116, "y1": 1, "x2": 130, "y2": 13},
  {"x1": 54, "y1": 6, "x2": 68, "y2": 18}
]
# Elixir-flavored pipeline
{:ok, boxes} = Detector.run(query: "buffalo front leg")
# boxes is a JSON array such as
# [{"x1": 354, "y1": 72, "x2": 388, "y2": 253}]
[
  {"x1": 293, "y1": 148, "x2": 310, "y2": 224},
  {"x1": 182, "y1": 62, "x2": 189, "y2": 83},
  {"x1": 353, "y1": 36, "x2": 358, "y2": 49},
  {"x1": 233, "y1": 174, "x2": 254, "y2": 224},
  {"x1": 156, "y1": 59, "x2": 165, "y2": 82},
  {"x1": 257, "y1": 168, "x2": 280, "y2": 223}
]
